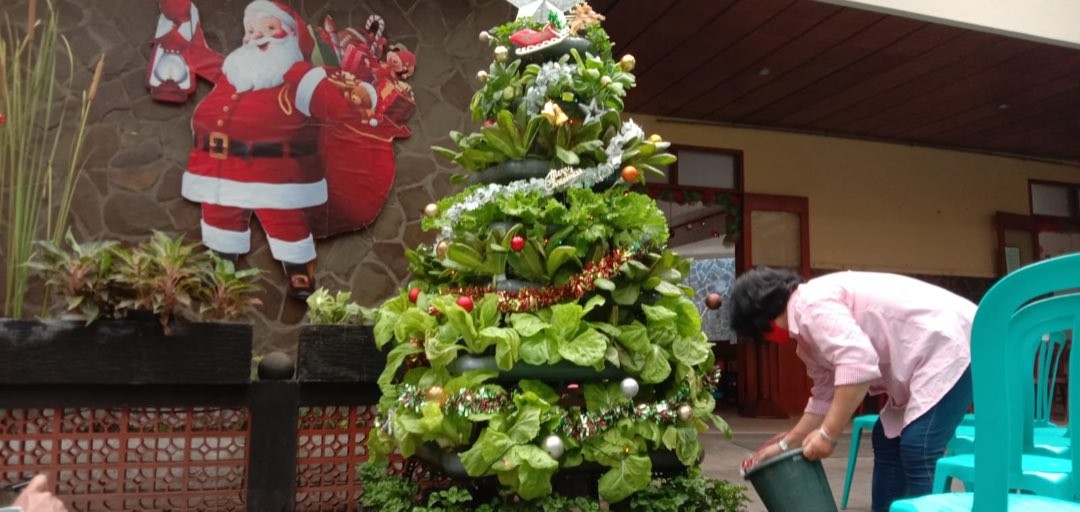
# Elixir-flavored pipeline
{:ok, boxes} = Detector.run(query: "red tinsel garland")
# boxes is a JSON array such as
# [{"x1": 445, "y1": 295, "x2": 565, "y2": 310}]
[{"x1": 438, "y1": 248, "x2": 637, "y2": 314}]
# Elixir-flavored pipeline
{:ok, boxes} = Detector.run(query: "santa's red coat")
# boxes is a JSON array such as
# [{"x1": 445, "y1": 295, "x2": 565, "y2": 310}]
[{"x1": 182, "y1": 61, "x2": 352, "y2": 210}]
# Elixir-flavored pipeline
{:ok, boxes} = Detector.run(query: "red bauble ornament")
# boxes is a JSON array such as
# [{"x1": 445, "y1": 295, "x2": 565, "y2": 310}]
[
  {"x1": 621, "y1": 165, "x2": 639, "y2": 182},
  {"x1": 408, "y1": 287, "x2": 421, "y2": 303},
  {"x1": 456, "y1": 295, "x2": 474, "y2": 312},
  {"x1": 705, "y1": 293, "x2": 723, "y2": 310},
  {"x1": 510, "y1": 235, "x2": 526, "y2": 252}
]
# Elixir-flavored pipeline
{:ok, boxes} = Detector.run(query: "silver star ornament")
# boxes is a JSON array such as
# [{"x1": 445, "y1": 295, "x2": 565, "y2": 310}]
[{"x1": 507, "y1": 0, "x2": 581, "y2": 22}]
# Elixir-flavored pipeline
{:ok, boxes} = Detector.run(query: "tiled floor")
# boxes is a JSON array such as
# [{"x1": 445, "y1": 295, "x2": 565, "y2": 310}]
[{"x1": 700, "y1": 409, "x2": 875, "y2": 512}]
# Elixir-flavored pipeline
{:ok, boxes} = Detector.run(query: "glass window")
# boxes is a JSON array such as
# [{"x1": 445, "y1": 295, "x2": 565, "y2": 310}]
[
  {"x1": 1031, "y1": 183, "x2": 1071, "y2": 217},
  {"x1": 676, "y1": 150, "x2": 737, "y2": 189}
]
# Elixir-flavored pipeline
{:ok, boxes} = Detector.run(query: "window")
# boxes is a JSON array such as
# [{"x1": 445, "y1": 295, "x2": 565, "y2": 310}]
[
  {"x1": 650, "y1": 146, "x2": 742, "y2": 190},
  {"x1": 1030, "y1": 180, "x2": 1080, "y2": 219}
]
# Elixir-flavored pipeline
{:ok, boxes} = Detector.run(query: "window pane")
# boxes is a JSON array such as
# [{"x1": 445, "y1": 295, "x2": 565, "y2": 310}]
[
  {"x1": 1031, "y1": 183, "x2": 1070, "y2": 217},
  {"x1": 676, "y1": 150, "x2": 736, "y2": 189}
]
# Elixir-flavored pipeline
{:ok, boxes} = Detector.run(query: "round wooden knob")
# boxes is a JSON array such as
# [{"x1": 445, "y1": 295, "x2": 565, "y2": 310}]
[{"x1": 258, "y1": 351, "x2": 295, "y2": 380}]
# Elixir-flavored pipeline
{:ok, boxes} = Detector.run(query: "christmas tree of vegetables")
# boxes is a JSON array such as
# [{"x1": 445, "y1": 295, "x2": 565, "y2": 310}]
[{"x1": 367, "y1": 1, "x2": 729, "y2": 504}]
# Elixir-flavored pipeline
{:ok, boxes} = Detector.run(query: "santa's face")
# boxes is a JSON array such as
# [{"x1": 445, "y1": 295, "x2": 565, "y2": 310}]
[
  {"x1": 222, "y1": 14, "x2": 303, "y2": 93},
  {"x1": 244, "y1": 16, "x2": 289, "y2": 50}
]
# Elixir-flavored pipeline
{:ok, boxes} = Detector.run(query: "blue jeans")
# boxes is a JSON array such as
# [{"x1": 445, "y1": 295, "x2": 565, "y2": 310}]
[{"x1": 871, "y1": 367, "x2": 973, "y2": 512}]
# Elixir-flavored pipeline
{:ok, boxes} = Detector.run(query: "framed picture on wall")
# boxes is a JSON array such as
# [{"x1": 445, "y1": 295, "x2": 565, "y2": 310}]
[{"x1": 1004, "y1": 245, "x2": 1021, "y2": 273}]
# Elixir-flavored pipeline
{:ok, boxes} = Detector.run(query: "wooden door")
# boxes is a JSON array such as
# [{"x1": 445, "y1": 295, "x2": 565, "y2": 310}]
[{"x1": 735, "y1": 193, "x2": 813, "y2": 418}]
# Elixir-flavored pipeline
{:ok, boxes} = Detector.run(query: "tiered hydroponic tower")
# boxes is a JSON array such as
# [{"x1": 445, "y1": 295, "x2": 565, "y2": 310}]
[{"x1": 366, "y1": 1, "x2": 732, "y2": 508}]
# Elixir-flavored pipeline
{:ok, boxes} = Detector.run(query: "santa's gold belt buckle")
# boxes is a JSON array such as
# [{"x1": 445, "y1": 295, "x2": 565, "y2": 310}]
[{"x1": 208, "y1": 132, "x2": 229, "y2": 160}]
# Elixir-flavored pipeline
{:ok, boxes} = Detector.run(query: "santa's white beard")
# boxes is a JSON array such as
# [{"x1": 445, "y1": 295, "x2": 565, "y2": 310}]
[{"x1": 222, "y1": 34, "x2": 303, "y2": 93}]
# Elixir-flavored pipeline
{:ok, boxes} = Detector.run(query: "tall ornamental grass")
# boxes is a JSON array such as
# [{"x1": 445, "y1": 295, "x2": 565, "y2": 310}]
[{"x1": 1, "y1": 0, "x2": 103, "y2": 317}]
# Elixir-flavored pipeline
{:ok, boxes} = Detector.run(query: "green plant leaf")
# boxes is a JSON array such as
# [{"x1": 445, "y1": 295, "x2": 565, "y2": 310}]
[
  {"x1": 377, "y1": 342, "x2": 423, "y2": 392},
  {"x1": 614, "y1": 322, "x2": 649, "y2": 353},
  {"x1": 519, "y1": 333, "x2": 558, "y2": 365},
  {"x1": 641, "y1": 344, "x2": 672, "y2": 383},
  {"x1": 598, "y1": 454, "x2": 651, "y2": 503},
  {"x1": 459, "y1": 429, "x2": 513, "y2": 477},
  {"x1": 507, "y1": 406, "x2": 542, "y2": 443},
  {"x1": 558, "y1": 327, "x2": 608, "y2": 367},
  {"x1": 654, "y1": 281, "x2": 683, "y2": 297},
  {"x1": 545, "y1": 246, "x2": 580, "y2": 278},
  {"x1": 555, "y1": 146, "x2": 580, "y2": 165},
  {"x1": 584, "y1": 382, "x2": 628, "y2": 411},
  {"x1": 675, "y1": 426, "x2": 703, "y2": 466},
  {"x1": 447, "y1": 243, "x2": 485, "y2": 270},
  {"x1": 425, "y1": 326, "x2": 464, "y2": 367},
  {"x1": 394, "y1": 308, "x2": 437, "y2": 345},
  {"x1": 673, "y1": 336, "x2": 712, "y2": 367},
  {"x1": 510, "y1": 312, "x2": 549, "y2": 337},
  {"x1": 549, "y1": 302, "x2": 584, "y2": 341},
  {"x1": 481, "y1": 326, "x2": 521, "y2": 370},
  {"x1": 501, "y1": 444, "x2": 559, "y2": 500},
  {"x1": 594, "y1": 278, "x2": 615, "y2": 291},
  {"x1": 434, "y1": 296, "x2": 479, "y2": 351},
  {"x1": 612, "y1": 283, "x2": 640, "y2": 305},
  {"x1": 518, "y1": 380, "x2": 560, "y2": 405}
]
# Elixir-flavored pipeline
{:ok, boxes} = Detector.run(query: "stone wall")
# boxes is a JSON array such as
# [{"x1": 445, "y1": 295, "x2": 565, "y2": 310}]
[{"x1": 6, "y1": 0, "x2": 513, "y2": 356}]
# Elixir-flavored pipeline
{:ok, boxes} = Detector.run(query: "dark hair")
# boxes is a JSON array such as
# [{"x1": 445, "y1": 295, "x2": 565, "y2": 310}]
[{"x1": 728, "y1": 267, "x2": 803, "y2": 342}]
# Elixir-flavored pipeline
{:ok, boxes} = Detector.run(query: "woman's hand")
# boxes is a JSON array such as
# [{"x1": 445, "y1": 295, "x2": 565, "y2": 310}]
[
  {"x1": 13, "y1": 475, "x2": 68, "y2": 512},
  {"x1": 802, "y1": 428, "x2": 837, "y2": 461},
  {"x1": 741, "y1": 432, "x2": 788, "y2": 473}
]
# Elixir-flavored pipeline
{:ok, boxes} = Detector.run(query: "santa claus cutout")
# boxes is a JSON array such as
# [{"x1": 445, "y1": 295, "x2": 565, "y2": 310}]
[{"x1": 147, "y1": 0, "x2": 417, "y2": 300}]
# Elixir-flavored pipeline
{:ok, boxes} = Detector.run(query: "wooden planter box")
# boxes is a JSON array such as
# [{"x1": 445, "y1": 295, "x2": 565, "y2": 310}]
[
  {"x1": 296, "y1": 325, "x2": 386, "y2": 383},
  {"x1": 0, "y1": 318, "x2": 253, "y2": 385}
]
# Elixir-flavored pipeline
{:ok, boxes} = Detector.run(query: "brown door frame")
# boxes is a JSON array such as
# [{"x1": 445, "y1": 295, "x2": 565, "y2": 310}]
[{"x1": 735, "y1": 193, "x2": 812, "y2": 418}]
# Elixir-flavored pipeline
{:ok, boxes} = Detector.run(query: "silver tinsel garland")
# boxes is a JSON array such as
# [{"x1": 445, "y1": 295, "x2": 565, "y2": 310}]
[{"x1": 434, "y1": 120, "x2": 644, "y2": 242}]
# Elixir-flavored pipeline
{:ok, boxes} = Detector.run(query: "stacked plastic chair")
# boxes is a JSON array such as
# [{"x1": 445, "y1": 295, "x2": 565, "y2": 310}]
[
  {"x1": 891, "y1": 253, "x2": 1080, "y2": 512},
  {"x1": 946, "y1": 332, "x2": 1069, "y2": 459}
]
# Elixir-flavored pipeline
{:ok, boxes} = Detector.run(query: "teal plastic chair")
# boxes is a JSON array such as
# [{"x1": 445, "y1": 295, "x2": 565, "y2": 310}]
[
  {"x1": 891, "y1": 253, "x2": 1080, "y2": 512},
  {"x1": 946, "y1": 332, "x2": 1070, "y2": 458},
  {"x1": 841, "y1": 414, "x2": 879, "y2": 509},
  {"x1": 934, "y1": 302, "x2": 1080, "y2": 497}
]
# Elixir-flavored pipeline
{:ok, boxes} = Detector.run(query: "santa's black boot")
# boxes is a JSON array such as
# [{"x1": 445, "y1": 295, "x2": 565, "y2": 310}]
[{"x1": 284, "y1": 261, "x2": 316, "y2": 301}]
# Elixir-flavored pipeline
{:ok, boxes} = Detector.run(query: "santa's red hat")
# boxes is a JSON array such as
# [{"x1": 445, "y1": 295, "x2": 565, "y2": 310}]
[{"x1": 244, "y1": 0, "x2": 314, "y2": 58}]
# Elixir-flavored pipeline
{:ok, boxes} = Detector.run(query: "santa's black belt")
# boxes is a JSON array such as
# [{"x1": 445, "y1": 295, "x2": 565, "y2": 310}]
[{"x1": 194, "y1": 133, "x2": 317, "y2": 160}]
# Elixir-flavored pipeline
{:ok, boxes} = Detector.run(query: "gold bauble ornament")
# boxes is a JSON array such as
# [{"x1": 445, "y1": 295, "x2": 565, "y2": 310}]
[
  {"x1": 477, "y1": 70, "x2": 489, "y2": 83},
  {"x1": 436, "y1": 240, "x2": 450, "y2": 259},
  {"x1": 426, "y1": 385, "x2": 448, "y2": 406},
  {"x1": 620, "y1": 54, "x2": 636, "y2": 72},
  {"x1": 540, "y1": 100, "x2": 569, "y2": 126},
  {"x1": 494, "y1": 45, "x2": 509, "y2": 62},
  {"x1": 648, "y1": 134, "x2": 663, "y2": 143},
  {"x1": 678, "y1": 404, "x2": 693, "y2": 421},
  {"x1": 423, "y1": 203, "x2": 439, "y2": 218}
]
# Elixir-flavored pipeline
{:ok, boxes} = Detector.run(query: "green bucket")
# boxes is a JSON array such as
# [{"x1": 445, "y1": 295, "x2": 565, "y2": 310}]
[{"x1": 744, "y1": 448, "x2": 838, "y2": 512}]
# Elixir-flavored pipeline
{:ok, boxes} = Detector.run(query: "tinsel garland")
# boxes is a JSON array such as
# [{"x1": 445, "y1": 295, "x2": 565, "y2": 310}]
[
  {"x1": 525, "y1": 61, "x2": 578, "y2": 115},
  {"x1": 390, "y1": 368, "x2": 723, "y2": 443},
  {"x1": 398, "y1": 384, "x2": 511, "y2": 416},
  {"x1": 433, "y1": 120, "x2": 645, "y2": 242},
  {"x1": 442, "y1": 247, "x2": 638, "y2": 313}
]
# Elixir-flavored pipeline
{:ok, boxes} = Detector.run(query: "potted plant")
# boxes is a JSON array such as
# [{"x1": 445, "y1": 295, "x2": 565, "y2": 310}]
[
  {"x1": 0, "y1": 231, "x2": 261, "y2": 385},
  {"x1": 296, "y1": 288, "x2": 385, "y2": 383}
]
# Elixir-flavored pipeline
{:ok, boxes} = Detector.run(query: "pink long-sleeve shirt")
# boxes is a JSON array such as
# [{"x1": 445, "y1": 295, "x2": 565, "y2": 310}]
[{"x1": 787, "y1": 271, "x2": 975, "y2": 438}]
